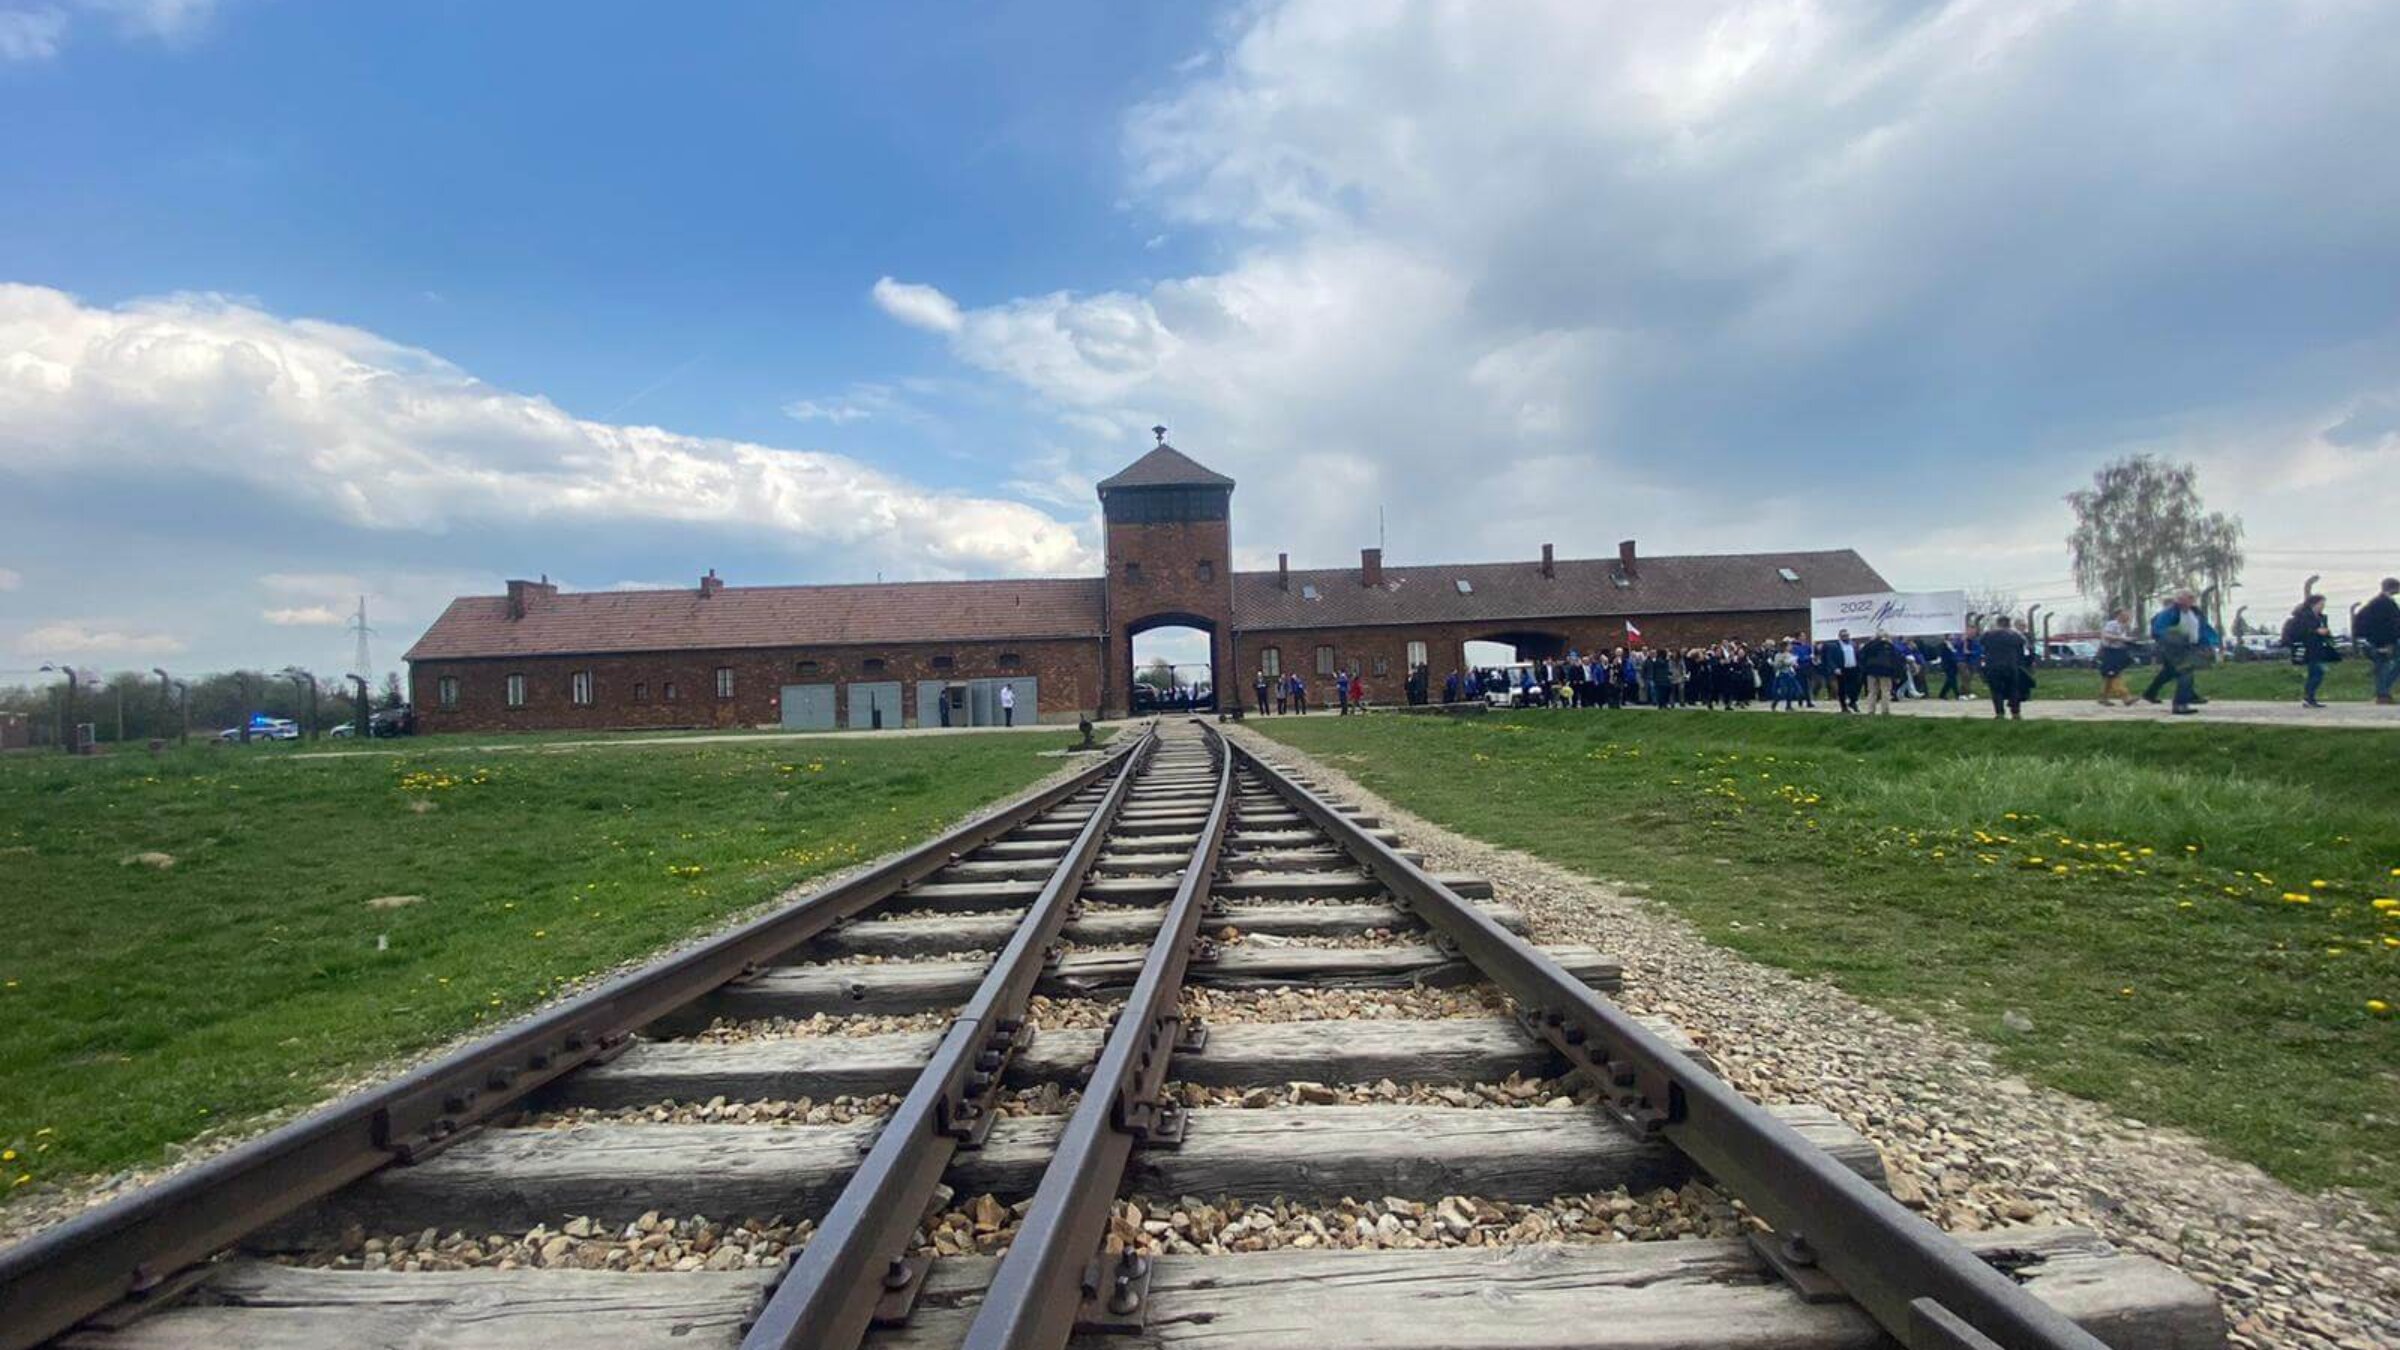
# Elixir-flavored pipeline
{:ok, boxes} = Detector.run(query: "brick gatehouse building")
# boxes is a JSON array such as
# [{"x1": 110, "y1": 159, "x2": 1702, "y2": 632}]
[{"x1": 405, "y1": 440, "x2": 1888, "y2": 731}]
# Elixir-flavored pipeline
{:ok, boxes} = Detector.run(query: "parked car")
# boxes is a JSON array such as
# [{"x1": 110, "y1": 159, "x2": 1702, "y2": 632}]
[
  {"x1": 368, "y1": 706, "x2": 416, "y2": 738},
  {"x1": 218, "y1": 717, "x2": 300, "y2": 742},
  {"x1": 2043, "y1": 640, "x2": 2100, "y2": 665},
  {"x1": 327, "y1": 720, "x2": 357, "y2": 737}
]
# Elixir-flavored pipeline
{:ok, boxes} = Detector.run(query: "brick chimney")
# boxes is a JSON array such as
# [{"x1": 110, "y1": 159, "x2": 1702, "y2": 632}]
[
  {"x1": 504, "y1": 576, "x2": 557, "y2": 620},
  {"x1": 1541, "y1": 543, "x2": 1555, "y2": 579},
  {"x1": 1278, "y1": 553, "x2": 1290, "y2": 591},
  {"x1": 1361, "y1": 547, "x2": 1383, "y2": 588},
  {"x1": 699, "y1": 568, "x2": 724, "y2": 598},
  {"x1": 1618, "y1": 539, "x2": 1638, "y2": 580}
]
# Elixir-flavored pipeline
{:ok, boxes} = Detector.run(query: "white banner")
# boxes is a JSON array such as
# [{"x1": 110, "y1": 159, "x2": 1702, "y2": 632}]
[{"x1": 1810, "y1": 590, "x2": 1968, "y2": 641}]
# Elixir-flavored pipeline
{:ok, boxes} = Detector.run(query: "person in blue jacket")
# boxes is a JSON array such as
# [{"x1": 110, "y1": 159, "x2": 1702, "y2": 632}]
[{"x1": 2142, "y1": 589, "x2": 2220, "y2": 715}]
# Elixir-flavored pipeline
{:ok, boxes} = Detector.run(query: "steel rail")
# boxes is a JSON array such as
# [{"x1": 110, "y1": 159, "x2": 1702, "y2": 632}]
[
  {"x1": 961, "y1": 723, "x2": 1234, "y2": 1350},
  {"x1": 741, "y1": 727, "x2": 1158, "y2": 1349},
  {"x1": 0, "y1": 735, "x2": 1141, "y2": 1350},
  {"x1": 1228, "y1": 741, "x2": 2110, "y2": 1350}
]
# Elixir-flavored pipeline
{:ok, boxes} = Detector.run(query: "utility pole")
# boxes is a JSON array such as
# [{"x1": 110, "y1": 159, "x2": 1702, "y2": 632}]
[
  {"x1": 348, "y1": 596, "x2": 376, "y2": 694},
  {"x1": 344, "y1": 673, "x2": 371, "y2": 739},
  {"x1": 38, "y1": 663, "x2": 74, "y2": 754}
]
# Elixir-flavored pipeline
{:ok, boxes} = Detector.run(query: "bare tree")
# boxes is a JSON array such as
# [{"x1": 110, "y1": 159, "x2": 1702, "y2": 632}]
[
  {"x1": 1963, "y1": 586, "x2": 2019, "y2": 626},
  {"x1": 2066, "y1": 455, "x2": 2243, "y2": 619}
]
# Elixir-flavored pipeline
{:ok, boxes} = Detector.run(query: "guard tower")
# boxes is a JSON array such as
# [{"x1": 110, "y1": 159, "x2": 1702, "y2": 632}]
[{"x1": 1098, "y1": 428, "x2": 1236, "y2": 716}]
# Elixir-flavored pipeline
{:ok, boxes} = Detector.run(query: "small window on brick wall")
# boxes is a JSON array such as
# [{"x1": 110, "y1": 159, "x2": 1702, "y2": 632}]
[
  {"x1": 1260, "y1": 647, "x2": 1281, "y2": 677},
  {"x1": 633, "y1": 682, "x2": 649, "y2": 703},
  {"x1": 505, "y1": 674, "x2": 527, "y2": 708},
  {"x1": 1197, "y1": 560, "x2": 1215, "y2": 582},
  {"x1": 715, "y1": 667, "x2": 734, "y2": 699},
  {"x1": 862, "y1": 658, "x2": 887, "y2": 675},
  {"x1": 1406, "y1": 640, "x2": 1428, "y2": 670},
  {"x1": 1373, "y1": 656, "x2": 1390, "y2": 677},
  {"x1": 997, "y1": 652, "x2": 1023, "y2": 670},
  {"x1": 664, "y1": 681, "x2": 680, "y2": 702},
  {"x1": 931, "y1": 655, "x2": 955, "y2": 670},
  {"x1": 1123, "y1": 561, "x2": 1142, "y2": 583},
  {"x1": 796, "y1": 660, "x2": 820, "y2": 676},
  {"x1": 437, "y1": 676, "x2": 459, "y2": 709},
  {"x1": 571, "y1": 671, "x2": 595, "y2": 706},
  {"x1": 1315, "y1": 645, "x2": 1335, "y2": 676}
]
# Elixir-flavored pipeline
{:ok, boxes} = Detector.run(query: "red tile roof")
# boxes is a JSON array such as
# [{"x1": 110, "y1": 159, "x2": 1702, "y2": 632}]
[
  {"x1": 1230, "y1": 549, "x2": 1887, "y2": 632},
  {"x1": 404, "y1": 577, "x2": 1106, "y2": 662}
]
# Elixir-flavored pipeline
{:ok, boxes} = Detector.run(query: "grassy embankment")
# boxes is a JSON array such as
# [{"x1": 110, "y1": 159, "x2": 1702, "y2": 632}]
[
  {"x1": 0, "y1": 732, "x2": 1079, "y2": 1203},
  {"x1": 1255, "y1": 712, "x2": 2400, "y2": 1214}
]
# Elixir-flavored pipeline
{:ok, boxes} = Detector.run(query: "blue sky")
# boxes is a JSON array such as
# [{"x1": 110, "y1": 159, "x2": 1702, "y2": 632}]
[{"x1": 4, "y1": 0, "x2": 2398, "y2": 682}]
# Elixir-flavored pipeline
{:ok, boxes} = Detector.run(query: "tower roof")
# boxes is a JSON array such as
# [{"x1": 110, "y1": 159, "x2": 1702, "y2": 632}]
[{"x1": 1095, "y1": 443, "x2": 1235, "y2": 493}]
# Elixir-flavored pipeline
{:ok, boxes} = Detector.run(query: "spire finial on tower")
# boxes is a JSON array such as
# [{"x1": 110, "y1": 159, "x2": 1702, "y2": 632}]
[{"x1": 1152, "y1": 424, "x2": 1168, "y2": 445}]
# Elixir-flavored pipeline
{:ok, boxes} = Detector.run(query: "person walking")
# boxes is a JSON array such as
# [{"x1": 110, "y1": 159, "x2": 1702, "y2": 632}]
[
  {"x1": 2142, "y1": 589, "x2": 2218, "y2": 714},
  {"x1": 1827, "y1": 629, "x2": 1862, "y2": 712},
  {"x1": 1936, "y1": 635, "x2": 1963, "y2": 700},
  {"x1": 998, "y1": 682, "x2": 1016, "y2": 727},
  {"x1": 2284, "y1": 596, "x2": 2340, "y2": 709},
  {"x1": 1336, "y1": 670, "x2": 1352, "y2": 716},
  {"x1": 2359, "y1": 578, "x2": 2400, "y2": 706},
  {"x1": 2097, "y1": 609, "x2": 2138, "y2": 705},
  {"x1": 1858, "y1": 630, "x2": 1900, "y2": 714},
  {"x1": 1253, "y1": 669, "x2": 1271, "y2": 716},
  {"x1": 1981, "y1": 615, "x2": 2032, "y2": 719},
  {"x1": 1289, "y1": 672, "x2": 1308, "y2": 714}
]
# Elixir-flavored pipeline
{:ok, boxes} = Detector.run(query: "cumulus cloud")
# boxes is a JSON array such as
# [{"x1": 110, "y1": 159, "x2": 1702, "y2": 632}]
[
  {"x1": 18, "y1": 622, "x2": 185, "y2": 656},
  {"x1": 0, "y1": 566, "x2": 21, "y2": 591},
  {"x1": 261, "y1": 605, "x2": 346, "y2": 626},
  {"x1": 871, "y1": 277, "x2": 964, "y2": 335},
  {"x1": 0, "y1": 285, "x2": 1094, "y2": 579},
  {"x1": 878, "y1": 0, "x2": 2400, "y2": 601}
]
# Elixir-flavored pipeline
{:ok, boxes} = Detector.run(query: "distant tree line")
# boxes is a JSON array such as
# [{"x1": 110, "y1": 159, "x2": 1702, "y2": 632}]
[{"x1": 0, "y1": 669, "x2": 404, "y2": 745}]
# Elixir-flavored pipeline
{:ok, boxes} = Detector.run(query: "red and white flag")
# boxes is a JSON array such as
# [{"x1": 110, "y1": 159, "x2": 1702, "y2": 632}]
[{"x1": 1624, "y1": 620, "x2": 1644, "y2": 647}]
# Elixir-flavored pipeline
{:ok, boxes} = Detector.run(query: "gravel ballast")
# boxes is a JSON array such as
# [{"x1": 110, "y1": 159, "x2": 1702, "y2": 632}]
[{"x1": 1237, "y1": 728, "x2": 2400, "y2": 1350}]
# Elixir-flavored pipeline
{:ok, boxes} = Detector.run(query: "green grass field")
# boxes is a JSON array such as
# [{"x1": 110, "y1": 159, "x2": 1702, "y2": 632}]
[
  {"x1": 0, "y1": 732, "x2": 1078, "y2": 1203},
  {"x1": 1255, "y1": 713, "x2": 2400, "y2": 1214},
  {"x1": 2023, "y1": 656, "x2": 2380, "y2": 703}
]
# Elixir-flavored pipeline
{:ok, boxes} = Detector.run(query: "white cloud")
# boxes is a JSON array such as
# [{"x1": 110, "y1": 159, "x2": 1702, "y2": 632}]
[
  {"x1": 0, "y1": 566, "x2": 21, "y2": 591},
  {"x1": 261, "y1": 605, "x2": 347, "y2": 626},
  {"x1": 0, "y1": 8, "x2": 66, "y2": 60},
  {"x1": 0, "y1": 0, "x2": 212, "y2": 60},
  {"x1": 0, "y1": 285, "x2": 1094, "y2": 579},
  {"x1": 18, "y1": 622, "x2": 185, "y2": 656},
  {"x1": 871, "y1": 277, "x2": 964, "y2": 335},
  {"x1": 781, "y1": 384, "x2": 907, "y2": 425},
  {"x1": 782, "y1": 397, "x2": 874, "y2": 424},
  {"x1": 880, "y1": 0, "x2": 2400, "y2": 606}
]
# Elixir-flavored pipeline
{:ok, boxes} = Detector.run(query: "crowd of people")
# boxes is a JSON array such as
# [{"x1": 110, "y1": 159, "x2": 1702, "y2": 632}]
[{"x1": 1230, "y1": 579, "x2": 2400, "y2": 723}]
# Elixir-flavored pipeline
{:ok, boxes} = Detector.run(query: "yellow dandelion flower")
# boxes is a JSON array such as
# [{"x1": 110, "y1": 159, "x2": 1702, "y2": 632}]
[
  {"x1": 532, "y1": 930, "x2": 547, "y2": 939},
  {"x1": 2282, "y1": 892, "x2": 2313, "y2": 904},
  {"x1": 2373, "y1": 899, "x2": 2398, "y2": 912},
  {"x1": 2370, "y1": 1000, "x2": 2391, "y2": 1015},
  {"x1": 2051, "y1": 865, "x2": 2070, "y2": 875},
  {"x1": 1, "y1": 1150, "x2": 13, "y2": 1162},
  {"x1": 2118, "y1": 987, "x2": 2135, "y2": 997},
  {"x1": 2310, "y1": 880, "x2": 2329, "y2": 890}
]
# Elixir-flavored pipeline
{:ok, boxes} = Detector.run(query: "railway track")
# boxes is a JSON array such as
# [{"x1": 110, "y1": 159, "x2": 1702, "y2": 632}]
[{"x1": 0, "y1": 720, "x2": 2222, "y2": 1349}]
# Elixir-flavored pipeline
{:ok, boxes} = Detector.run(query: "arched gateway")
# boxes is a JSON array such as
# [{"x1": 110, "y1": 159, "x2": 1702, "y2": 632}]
[{"x1": 1099, "y1": 430, "x2": 1236, "y2": 717}]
